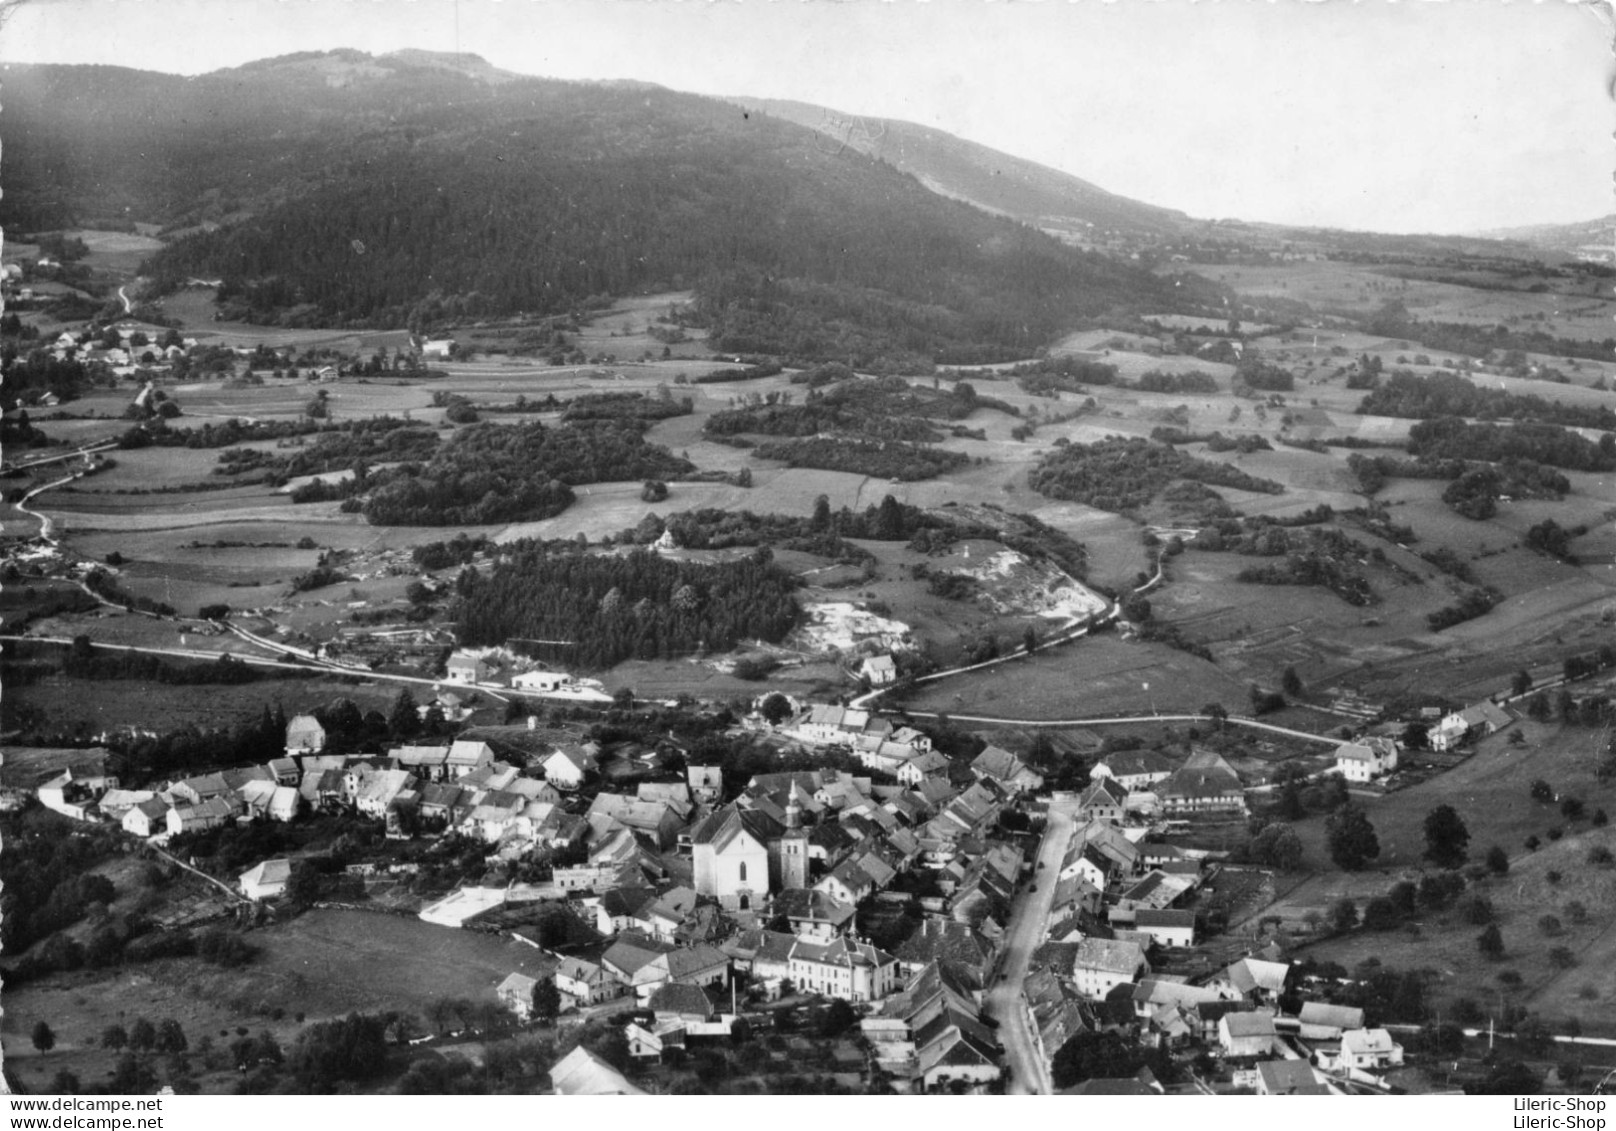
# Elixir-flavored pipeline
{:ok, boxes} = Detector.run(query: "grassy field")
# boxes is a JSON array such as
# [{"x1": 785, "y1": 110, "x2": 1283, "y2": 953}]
[{"x1": 2, "y1": 666, "x2": 405, "y2": 738}]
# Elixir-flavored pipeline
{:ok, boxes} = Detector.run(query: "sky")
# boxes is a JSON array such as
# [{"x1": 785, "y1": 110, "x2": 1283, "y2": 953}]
[{"x1": 2, "y1": 0, "x2": 1611, "y2": 234}]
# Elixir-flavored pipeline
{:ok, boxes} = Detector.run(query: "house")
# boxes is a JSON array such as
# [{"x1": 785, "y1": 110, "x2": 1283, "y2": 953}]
[
  {"x1": 496, "y1": 972, "x2": 540, "y2": 1021},
  {"x1": 859, "y1": 654, "x2": 898, "y2": 686},
  {"x1": 687, "y1": 764, "x2": 723, "y2": 803},
  {"x1": 788, "y1": 936, "x2": 901, "y2": 1003},
  {"x1": 1217, "y1": 1010, "x2": 1277, "y2": 1058},
  {"x1": 37, "y1": 771, "x2": 105, "y2": 821},
  {"x1": 542, "y1": 746, "x2": 597, "y2": 790},
  {"x1": 1091, "y1": 748, "x2": 1177, "y2": 791},
  {"x1": 285, "y1": 714, "x2": 326, "y2": 756},
  {"x1": 892, "y1": 918, "x2": 998, "y2": 991},
  {"x1": 969, "y1": 745, "x2": 1044, "y2": 795},
  {"x1": 897, "y1": 750, "x2": 951, "y2": 787},
  {"x1": 1296, "y1": 1001, "x2": 1365, "y2": 1040},
  {"x1": 1256, "y1": 1059, "x2": 1331, "y2": 1095},
  {"x1": 555, "y1": 957, "x2": 621, "y2": 1006},
  {"x1": 549, "y1": 1046, "x2": 645, "y2": 1095},
  {"x1": 392, "y1": 745, "x2": 451, "y2": 781},
  {"x1": 648, "y1": 982, "x2": 716, "y2": 1024},
  {"x1": 1132, "y1": 908, "x2": 1196, "y2": 948},
  {"x1": 445, "y1": 651, "x2": 495, "y2": 685},
  {"x1": 510, "y1": 669, "x2": 570, "y2": 693},
  {"x1": 166, "y1": 797, "x2": 234, "y2": 837},
  {"x1": 1078, "y1": 777, "x2": 1129, "y2": 824},
  {"x1": 1321, "y1": 1028, "x2": 1405, "y2": 1074},
  {"x1": 1071, "y1": 938, "x2": 1149, "y2": 1000},
  {"x1": 1430, "y1": 701, "x2": 1514, "y2": 752},
  {"x1": 1158, "y1": 747, "x2": 1245, "y2": 814},
  {"x1": 421, "y1": 339, "x2": 456, "y2": 360},
  {"x1": 1213, "y1": 956, "x2": 1290, "y2": 1004},
  {"x1": 629, "y1": 944, "x2": 730, "y2": 1002},
  {"x1": 690, "y1": 804, "x2": 775, "y2": 911},
  {"x1": 790, "y1": 704, "x2": 870, "y2": 746},
  {"x1": 775, "y1": 888, "x2": 857, "y2": 941},
  {"x1": 867, "y1": 960, "x2": 1001, "y2": 1091},
  {"x1": 356, "y1": 769, "x2": 416, "y2": 819},
  {"x1": 1334, "y1": 735, "x2": 1399, "y2": 783},
  {"x1": 446, "y1": 740, "x2": 494, "y2": 778},
  {"x1": 123, "y1": 798, "x2": 171, "y2": 839},
  {"x1": 625, "y1": 1020, "x2": 686, "y2": 1062},
  {"x1": 267, "y1": 757, "x2": 301, "y2": 786},
  {"x1": 239, "y1": 858, "x2": 292, "y2": 901}
]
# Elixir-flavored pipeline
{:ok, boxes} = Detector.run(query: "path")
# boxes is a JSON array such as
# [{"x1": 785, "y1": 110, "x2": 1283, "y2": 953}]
[
  {"x1": 1, "y1": 633, "x2": 510, "y2": 702},
  {"x1": 985, "y1": 796, "x2": 1076, "y2": 1095},
  {"x1": 893, "y1": 709, "x2": 1343, "y2": 746}
]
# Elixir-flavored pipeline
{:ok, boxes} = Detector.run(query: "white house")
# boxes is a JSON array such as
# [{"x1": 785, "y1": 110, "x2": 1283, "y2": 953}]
[
  {"x1": 859, "y1": 654, "x2": 898, "y2": 686},
  {"x1": 422, "y1": 339, "x2": 456, "y2": 360},
  {"x1": 1334, "y1": 736, "x2": 1399, "y2": 783},
  {"x1": 511, "y1": 669, "x2": 570, "y2": 693},
  {"x1": 285, "y1": 714, "x2": 326, "y2": 756},
  {"x1": 1071, "y1": 938, "x2": 1149, "y2": 1000},
  {"x1": 239, "y1": 858, "x2": 292, "y2": 901},
  {"x1": 542, "y1": 746, "x2": 597, "y2": 790},
  {"x1": 1217, "y1": 1011, "x2": 1276, "y2": 1058},
  {"x1": 445, "y1": 651, "x2": 495, "y2": 685},
  {"x1": 787, "y1": 937, "x2": 901, "y2": 1003},
  {"x1": 1321, "y1": 1028, "x2": 1405, "y2": 1074}
]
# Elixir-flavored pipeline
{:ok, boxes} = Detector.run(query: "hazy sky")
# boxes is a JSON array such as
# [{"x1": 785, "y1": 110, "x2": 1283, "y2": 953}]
[{"x1": 3, "y1": 0, "x2": 1611, "y2": 234}]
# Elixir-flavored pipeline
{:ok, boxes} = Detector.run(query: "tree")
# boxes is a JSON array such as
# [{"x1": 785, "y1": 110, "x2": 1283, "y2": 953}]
[
  {"x1": 1485, "y1": 845, "x2": 1510, "y2": 874},
  {"x1": 1331, "y1": 898, "x2": 1359, "y2": 932},
  {"x1": 760, "y1": 693, "x2": 793, "y2": 727},
  {"x1": 817, "y1": 999, "x2": 857, "y2": 1038},
  {"x1": 1249, "y1": 822, "x2": 1304, "y2": 871},
  {"x1": 1422, "y1": 804, "x2": 1471, "y2": 869},
  {"x1": 388, "y1": 688, "x2": 420, "y2": 738},
  {"x1": 1478, "y1": 923, "x2": 1505, "y2": 960},
  {"x1": 101, "y1": 1024, "x2": 128, "y2": 1051},
  {"x1": 1281, "y1": 665, "x2": 1304, "y2": 697},
  {"x1": 1325, "y1": 802, "x2": 1380, "y2": 870},
  {"x1": 531, "y1": 978, "x2": 561, "y2": 1024},
  {"x1": 47, "y1": 1070, "x2": 81, "y2": 1094},
  {"x1": 155, "y1": 1019, "x2": 188, "y2": 1055},
  {"x1": 128, "y1": 1018, "x2": 156, "y2": 1051},
  {"x1": 31, "y1": 1020, "x2": 55, "y2": 1052},
  {"x1": 1513, "y1": 669, "x2": 1533, "y2": 696}
]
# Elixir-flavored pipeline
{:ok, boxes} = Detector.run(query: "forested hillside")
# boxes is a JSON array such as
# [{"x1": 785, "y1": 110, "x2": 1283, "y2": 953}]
[{"x1": 0, "y1": 52, "x2": 1222, "y2": 367}]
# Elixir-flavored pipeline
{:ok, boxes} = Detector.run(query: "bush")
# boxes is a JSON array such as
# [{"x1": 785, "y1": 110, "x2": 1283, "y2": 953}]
[
  {"x1": 1457, "y1": 893, "x2": 1494, "y2": 925},
  {"x1": 1498, "y1": 969, "x2": 1524, "y2": 987},
  {"x1": 1550, "y1": 947, "x2": 1577, "y2": 969},
  {"x1": 1477, "y1": 923, "x2": 1505, "y2": 959},
  {"x1": 1530, "y1": 779, "x2": 1555, "y2": 803},
  {"x1": 1591, "y1": 845, "x2": 1615, "y2": 867},
  {"x1": 1538, "y1": 914, "x2": 1564, "y2": 937},
  {"x1": 1547, "y1": 870, "x2": 1562, "y2": 885},
  {"x1": 1485, "y1": 845, "x2": 1510, "y2": 874},
  {"x1": 1566, "y1": 900, "x2": 1589, "y2": 924}
]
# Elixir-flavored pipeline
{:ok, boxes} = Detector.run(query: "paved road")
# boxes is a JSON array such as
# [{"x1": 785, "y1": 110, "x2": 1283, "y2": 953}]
[
  {"x1": 985, "y1": 796, "x2": 1076, "y2": 1095},
  {"x1": 896, "y1": 709, "x2": 1343, "y2": 746}
]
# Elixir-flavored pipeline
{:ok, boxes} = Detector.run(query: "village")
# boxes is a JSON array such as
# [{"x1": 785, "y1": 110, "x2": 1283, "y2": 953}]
[{"x1": 18, "y1": 645, "x2": 1528, "y2": 1097}]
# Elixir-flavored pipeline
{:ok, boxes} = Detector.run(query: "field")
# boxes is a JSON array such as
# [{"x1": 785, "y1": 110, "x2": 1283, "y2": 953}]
[
  {"x1": 0, "y1": 908, "x2": 560, "y2": 1094},
  {"x1": 1251, "y1": 723, "x2": 1616, "y2": 1028}
]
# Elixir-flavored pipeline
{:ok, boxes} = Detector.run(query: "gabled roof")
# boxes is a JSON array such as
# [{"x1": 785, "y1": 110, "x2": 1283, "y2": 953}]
[
  {"x1": 689, "y1": 803, "x2": 779, "y2": 851},
  {"x1": 1258, "y1": 1059, "x2": 1329, "y2": 1095},
  {"x1": 240, "y1": 858, "x2": 292, "y2": 887},
  {"x1": 1222, "y1": 956, "x2": 1290, "y2": 995},
  {"x1": 648, "y1": 981, "x2": 715, "y2": 1019},
  {"x1": 1341, "y1": 1027, "x2": 1399, "y2": 1055},
  {"x1": 1074, "y1": 937, "x2": 1148, "y2": 977},
  {"x1": 1097, "y1": 749, "x2": 1177, "y2": 778},
  {"x1": 549, "y1": 1046, "x2": 645, "y2": 1095},
  {"x1": 1297, "y1": 1001, "x2": 1365, "y2": 1031},
  {"x1": 775, "y1": 887, "x2": 857, "y2": 928},
  {"x1": 1221, "y1": 1010, "x2": 1276, "y2": 1038},
  {"x1": 1080, "y1": 777, "x2": 1129, "y2": 808}
]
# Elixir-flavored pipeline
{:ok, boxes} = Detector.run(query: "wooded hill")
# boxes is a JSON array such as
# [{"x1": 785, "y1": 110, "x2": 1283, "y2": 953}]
[{"x1": 0, "y1": 52, "x2": 1223, "y2": 367}]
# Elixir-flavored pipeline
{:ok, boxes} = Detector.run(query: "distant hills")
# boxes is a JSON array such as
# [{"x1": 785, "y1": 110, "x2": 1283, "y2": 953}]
[
  {"x1": 1478, "y1": 215, "x2": 1615, "y2": 263},
  {"x1": 731, "y1": 98, "x2": 1188, "y2": 241},
  {"x1": 0, "y1": 51, "x2": 1223, "y2": 367}
]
